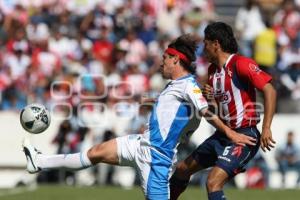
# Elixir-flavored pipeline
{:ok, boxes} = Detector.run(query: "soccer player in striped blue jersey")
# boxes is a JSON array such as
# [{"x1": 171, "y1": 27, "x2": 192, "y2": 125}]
[{"x1": 23, "y1": 34, "x2": 255, "y2": 200}]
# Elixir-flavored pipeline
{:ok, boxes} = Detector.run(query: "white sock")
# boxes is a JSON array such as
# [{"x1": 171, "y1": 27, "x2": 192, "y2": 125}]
[{"x1": 37, "y1": 149, "x2": 92, "y2": 170}]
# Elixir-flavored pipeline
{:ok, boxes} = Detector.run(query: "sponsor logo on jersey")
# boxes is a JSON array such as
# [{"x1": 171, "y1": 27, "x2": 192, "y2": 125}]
[
  {"x1": 249, "y1": 63, "x2": 261, "y2": 73},
  {"x1": 193, "y1": 88, "x2": 202, "y2": 94},
  {"x1": 215, "y1": 91, "x2": 231, "y2": 104}
]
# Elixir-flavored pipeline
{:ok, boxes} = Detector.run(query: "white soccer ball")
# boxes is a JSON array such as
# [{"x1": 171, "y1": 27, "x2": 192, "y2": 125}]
[{"x1": 20, "y1": 103, "x2": 51, "y2": 134}]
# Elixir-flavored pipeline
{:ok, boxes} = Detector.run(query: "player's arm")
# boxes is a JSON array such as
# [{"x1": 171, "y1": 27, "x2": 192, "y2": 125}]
[
  {"x1": 185, "y1": 81, "x2": 256, "y2": 146},
  {"x1": 261, "y1": 83, "x2": 276, "y2": 152},
  {"x1": 140, "y1": 97, "x2": 157, "y2": 104},
  {"x1": 236, "y1": 59, "x2": 276, "y2": 151},
  {"x1": 199, "y1": 108, "x2": 256, "y2": 146},
  {"x1": 139, "y1": 94, "x2": 157, "y2": 108}
]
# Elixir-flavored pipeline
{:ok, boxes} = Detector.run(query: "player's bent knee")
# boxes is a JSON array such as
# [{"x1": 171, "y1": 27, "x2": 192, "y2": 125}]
[
  {"x1": 87, "y1": 144, "x2": 106, "y2": 164},
  {"x1": 175, "y1": 162, "x2": 192, "y2": 179},
  {"x1": 175, "y1": 162, "x2": 194, "y2": 179},
  {"x1": 87, "y1": 139, "x2": 119, "y2": 165}
]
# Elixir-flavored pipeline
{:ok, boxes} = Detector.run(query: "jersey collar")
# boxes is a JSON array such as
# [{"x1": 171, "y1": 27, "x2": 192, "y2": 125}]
[
  {"x1": 174, "y1": 74, "x2": 193, "y2": 81},
  {"x1": 223, "y1": 54, "x2": 235, "y2": 69}
]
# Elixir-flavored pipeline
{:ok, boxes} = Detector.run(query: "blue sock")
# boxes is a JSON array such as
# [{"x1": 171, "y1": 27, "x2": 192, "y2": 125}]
[{"x1": 208, "y1": 191, "x2": 226, "y2": 200}]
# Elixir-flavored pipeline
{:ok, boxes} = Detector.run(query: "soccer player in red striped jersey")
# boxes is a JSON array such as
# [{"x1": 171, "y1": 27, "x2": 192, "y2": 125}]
[{"x1": 170, "y1": 22, "x2": 276, "y2": 200}]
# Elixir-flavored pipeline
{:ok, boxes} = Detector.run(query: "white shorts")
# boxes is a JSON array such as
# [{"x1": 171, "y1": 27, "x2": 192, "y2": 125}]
[{"x1": 116, "y1": 134, "x2": 176, "y2": 200}]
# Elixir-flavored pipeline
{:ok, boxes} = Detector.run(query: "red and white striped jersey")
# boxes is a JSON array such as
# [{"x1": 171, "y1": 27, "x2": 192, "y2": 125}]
[{"x1": 208, "y1": 54, "x2": 272, "y2": 129}]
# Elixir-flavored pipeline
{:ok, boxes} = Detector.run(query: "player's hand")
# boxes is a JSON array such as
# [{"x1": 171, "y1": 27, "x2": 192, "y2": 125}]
[
  {"x1": 227, "y1": 130, "x2": 257, "y2": 146},
  {"x1": 202, "y1": 84, "x2": 214, "y2": 100},
  {"x1": 260, "y1": 127, "x2": 276, "y2": 152}
]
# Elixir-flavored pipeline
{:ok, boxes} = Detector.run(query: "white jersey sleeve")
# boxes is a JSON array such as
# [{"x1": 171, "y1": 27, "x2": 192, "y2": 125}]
[{"x1": 184, "y1": 80, "x2": 208, "y2": 111}]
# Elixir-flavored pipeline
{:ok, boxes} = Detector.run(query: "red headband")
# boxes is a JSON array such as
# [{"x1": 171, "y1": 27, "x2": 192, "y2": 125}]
[{"x1": 165, "y1": 48, "x2": 190, "y2": 64}]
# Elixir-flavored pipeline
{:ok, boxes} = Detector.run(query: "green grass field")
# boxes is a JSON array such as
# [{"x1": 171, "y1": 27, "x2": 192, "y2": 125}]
[{"x1": 0, "y1": 185, "x2": 300, "y2": 200}]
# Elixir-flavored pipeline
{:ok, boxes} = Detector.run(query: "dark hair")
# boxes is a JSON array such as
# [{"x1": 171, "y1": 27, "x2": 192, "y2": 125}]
[
  {"x1": 204, "y1": 22, "x2": 238, "y2": 54},
  {"x1": 168, "y1": 34, "x2": 198, "y2": 74}
]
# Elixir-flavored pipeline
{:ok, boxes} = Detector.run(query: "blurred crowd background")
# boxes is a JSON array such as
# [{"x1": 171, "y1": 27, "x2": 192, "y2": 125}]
[{"x1": 0, "y1": 0, "x2": 299, "y2": 189}]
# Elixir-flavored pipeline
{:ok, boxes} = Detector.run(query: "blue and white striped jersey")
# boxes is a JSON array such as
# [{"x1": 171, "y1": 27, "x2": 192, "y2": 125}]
[{"x1": 141, "y1": 74, "x2": 208, "y2": 160}]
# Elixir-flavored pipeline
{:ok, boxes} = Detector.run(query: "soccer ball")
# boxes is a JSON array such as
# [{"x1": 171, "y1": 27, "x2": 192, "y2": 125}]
[{"x1": 20, "y1": 103, "x2": 51, "y2": 134}]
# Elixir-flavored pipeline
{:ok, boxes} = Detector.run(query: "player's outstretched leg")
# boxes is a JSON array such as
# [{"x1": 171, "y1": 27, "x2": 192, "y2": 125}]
[{"x1": 22, "y1": 138, "x2": 119, "y2": 174}]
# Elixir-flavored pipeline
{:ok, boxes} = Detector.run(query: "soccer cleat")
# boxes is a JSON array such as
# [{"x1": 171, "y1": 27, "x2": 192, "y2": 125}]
[{"x1": 22, "y1": 138, "x2": 41, "y2": 174}]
